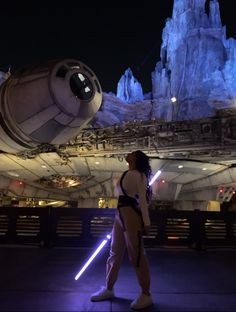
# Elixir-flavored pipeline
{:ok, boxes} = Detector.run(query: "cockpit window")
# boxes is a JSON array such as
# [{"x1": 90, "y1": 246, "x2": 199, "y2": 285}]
[{"x1": 70, "y1": 72, "x2": 93, "y2": 100}]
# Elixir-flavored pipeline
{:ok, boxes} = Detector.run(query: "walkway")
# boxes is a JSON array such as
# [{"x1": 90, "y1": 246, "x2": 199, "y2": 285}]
[{"x1": 0, "y1": 244, "x2": 236, "y2": 311}]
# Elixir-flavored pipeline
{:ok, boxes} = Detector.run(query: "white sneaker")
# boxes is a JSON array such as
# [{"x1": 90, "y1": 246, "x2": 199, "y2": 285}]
[
  {"x1": 90, "y1": 286, "x2": 115, "y2": 302},
  {"x1": 131, "y1": 293, "x2": 153, "y2": 310}
]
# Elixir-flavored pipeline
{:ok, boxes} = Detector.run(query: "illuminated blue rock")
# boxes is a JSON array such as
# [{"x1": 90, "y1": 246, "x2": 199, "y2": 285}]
[
  {"x1": 0, "y1": 71, "x2": 10, "y2": 85},
  {"x1": 152, "y1": 0, "x2": 236, "y2": 120},
  {"x1": 93, "y1": 0, "x2": 236, "y2": 126},
  {"x1": 92, "y1": 69, "x2": 147, "y2": 126},
  {"x1": 116, "y1": 68, "x2": 144, "y2": 103},
  {"x1": 94, "y1": 92, "x2": 152, "y2": 127}
]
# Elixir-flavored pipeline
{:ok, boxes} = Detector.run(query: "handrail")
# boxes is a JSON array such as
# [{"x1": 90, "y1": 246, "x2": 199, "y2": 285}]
[{"x1": 0, "y1": 207, "x2": 235, "y2": 249}]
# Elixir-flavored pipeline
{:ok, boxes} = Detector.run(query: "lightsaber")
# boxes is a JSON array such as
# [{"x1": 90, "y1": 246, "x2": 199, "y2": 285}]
[
  {"x1": 74, "y1": 169, "x2": 161, "y2": 281},
  {"x1": 74, "y1": 234, "x2": 111, "y2": 280},
  {"x1": 149, "y1": 170, "x2": 161, "y2": 186}
]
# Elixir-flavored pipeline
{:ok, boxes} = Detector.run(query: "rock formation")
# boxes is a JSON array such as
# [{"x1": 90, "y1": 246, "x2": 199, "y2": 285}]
[
  {"x1": 93, "y1": 0, "x2": 236, "y2": 127},
  {"x1": 116, "y1": 68, "x2": 144, "y2": 103}
]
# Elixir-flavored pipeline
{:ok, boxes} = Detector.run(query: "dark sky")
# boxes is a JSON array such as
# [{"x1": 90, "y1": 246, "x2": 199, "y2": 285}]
[{"x1": 0, "y1": 0, "x2": 234, "y2": 93}]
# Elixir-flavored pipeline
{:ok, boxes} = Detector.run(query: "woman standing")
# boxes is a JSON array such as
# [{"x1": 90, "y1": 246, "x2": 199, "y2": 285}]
[{"x1": 91, "y1": 150, "x2": 153, "y2": 310}]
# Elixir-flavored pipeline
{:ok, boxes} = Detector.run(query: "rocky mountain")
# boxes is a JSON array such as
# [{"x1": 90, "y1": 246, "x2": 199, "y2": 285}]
[{"x1": 93, "y1": 0, "x2": 236, "y2": 127}]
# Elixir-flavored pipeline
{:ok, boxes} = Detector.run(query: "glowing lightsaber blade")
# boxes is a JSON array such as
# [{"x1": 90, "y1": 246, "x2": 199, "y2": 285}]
[
  {"x1": 74, "y1": 169, "x2": 161, "y2": 281},
  {"x1": 149, "y1": 170, "x2": 161, "y2": 186},
  {"x1": 74, "y1": 234, "x2": 111, "y2": 280}
]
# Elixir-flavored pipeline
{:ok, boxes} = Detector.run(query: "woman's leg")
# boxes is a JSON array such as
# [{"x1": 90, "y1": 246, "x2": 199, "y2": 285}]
[
  {"x1": 106, "y1": 213, "x2": 126, "y2": 290},
  {"x1": 120, "y1": 207, "x2": 151, "y2": 294}
]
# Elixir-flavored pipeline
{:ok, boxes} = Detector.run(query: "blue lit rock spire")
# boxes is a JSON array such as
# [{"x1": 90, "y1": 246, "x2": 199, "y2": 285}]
[
  {"x1": 151, "y1": 0, "x2": 235, "y2": 120},
  {"x1": 172, "y1": 0, "x2": 221, "y2": 27},
  {"x1": 173, "y1": 0, "x2": 207, "y2": 17},
  {"x1": 116, "y1": 68, "x2": 144, "y2": 103},
  {"x1": 93, "y1": 0, "x2": 236, "y2": 126},
  {"x1": 209, "y1": 0, "x2": 222, "y2": 27}
]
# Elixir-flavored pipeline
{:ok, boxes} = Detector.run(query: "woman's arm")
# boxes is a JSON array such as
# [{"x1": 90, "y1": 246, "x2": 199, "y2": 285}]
[{"x1": 136, "y1": 172, "x2": 151, "y2": 227}]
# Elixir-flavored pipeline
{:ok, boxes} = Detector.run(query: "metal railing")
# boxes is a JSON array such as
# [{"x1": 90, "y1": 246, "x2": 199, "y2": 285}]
[{"x1": 0, "y1": 207, "x2": 235, "y2": 248}]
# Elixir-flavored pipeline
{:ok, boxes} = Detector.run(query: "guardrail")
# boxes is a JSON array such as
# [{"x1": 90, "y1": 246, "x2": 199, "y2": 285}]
[{"x1": 0, "y1": 207, "x2": 235, "y2": 249}]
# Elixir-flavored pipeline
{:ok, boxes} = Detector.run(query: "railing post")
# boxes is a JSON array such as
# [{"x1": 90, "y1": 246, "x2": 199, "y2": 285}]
[
  {"x1": 225, "y1": 212, "x2": 235, "y2": 244},
  {"x1": 189, "y1": 209, "x2": 206, "y2": 251},
  {"x1": 39, "y1": 207, "x2": 53, "y2": 248},
  {"x1": 156, "y1": 211, "x2": 167, "y2": 245},
  {"x1": 7, "y1": 208, "x2": 17, "y2": 243},
  {"x1": 80, "y1": 212, "x2": 92, "y2": 245}
]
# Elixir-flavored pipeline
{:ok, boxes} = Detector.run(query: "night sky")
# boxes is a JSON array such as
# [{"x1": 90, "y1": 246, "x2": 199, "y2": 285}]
[{"x1": 0, "y1": 0, "x2": 234, "y2": 93}]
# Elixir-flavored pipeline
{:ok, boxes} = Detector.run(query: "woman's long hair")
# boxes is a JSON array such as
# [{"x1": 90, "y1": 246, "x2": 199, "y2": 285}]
[
  {"x1": 135, "y1": 150, "x2": 152, "y2": 203},
  {"x1": 135, "y1": 150, "x2": 152, "y2": 180}
]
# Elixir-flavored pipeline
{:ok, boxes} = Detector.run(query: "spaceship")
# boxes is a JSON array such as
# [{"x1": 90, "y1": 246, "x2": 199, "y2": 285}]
[
  {"x1": 0, "y1": 59, "x2": 102, "y2": 154},
  {"x1": 0, "y1": 59, "x2": 235, "y2": 211}
]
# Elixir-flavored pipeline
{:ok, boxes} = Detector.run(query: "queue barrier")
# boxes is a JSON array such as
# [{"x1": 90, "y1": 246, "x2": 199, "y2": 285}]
[{"x1": 0, "y1": 207, "x2": 235, "y2": 248}]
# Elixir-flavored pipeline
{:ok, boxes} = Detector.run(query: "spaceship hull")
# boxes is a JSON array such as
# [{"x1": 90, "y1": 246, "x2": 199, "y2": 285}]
[{"x1": 0, "y1": 59, "x2": 102, "y2": 153}]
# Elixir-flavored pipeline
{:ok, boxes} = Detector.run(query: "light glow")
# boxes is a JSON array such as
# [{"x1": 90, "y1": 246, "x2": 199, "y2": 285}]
[
  {"x1": 149, "y1": 170, "x2": 162, "y2": 186},
  {"x1": 7, "y1": 171, "x2": 19, "y2": 177},
  {"x1": 85, "y1": 86, "x2": 91, "y2": 93},
  {"x1": 78, "y1": 73, "x2": 85, "y2": 81},
  {"x1": 75, "y1": 234, "x2": 111, "y2": 280}
]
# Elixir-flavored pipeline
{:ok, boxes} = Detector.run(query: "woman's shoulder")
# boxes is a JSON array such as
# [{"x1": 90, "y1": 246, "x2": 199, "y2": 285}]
[
  {"x1": 128, "y1": 169, "x2": 140, "y2": 175},
  {"x1": 128, "y1": 170, "x2": 146, "y2": 180}
]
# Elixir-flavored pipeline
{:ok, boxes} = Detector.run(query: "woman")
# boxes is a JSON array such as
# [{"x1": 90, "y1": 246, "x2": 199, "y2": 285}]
[{"x1": 91, "y1": 150, "x2": 153, "y2": 310}]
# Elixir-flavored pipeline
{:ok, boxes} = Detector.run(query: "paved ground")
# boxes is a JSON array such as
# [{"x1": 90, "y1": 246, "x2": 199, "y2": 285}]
[{"x1": 0, "y1": 244, "x2": 236, "y2": 311}]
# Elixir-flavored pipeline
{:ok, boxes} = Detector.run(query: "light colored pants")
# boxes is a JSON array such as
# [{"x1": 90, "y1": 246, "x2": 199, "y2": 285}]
[{"x1": 106, "y1": 206, "x2": 151, "y2": 294}]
